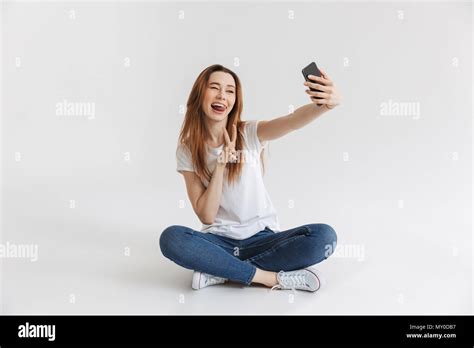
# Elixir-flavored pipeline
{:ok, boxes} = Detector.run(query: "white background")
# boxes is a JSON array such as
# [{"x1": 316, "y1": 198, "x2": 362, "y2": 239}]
[{"x1": 1, "y1": 0, "x2": 472, "y2": 314}]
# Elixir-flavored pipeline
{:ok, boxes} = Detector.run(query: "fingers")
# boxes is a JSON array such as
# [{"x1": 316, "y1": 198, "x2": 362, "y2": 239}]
[
  {"x1": 304, "y1": 82, "x2": 331, "y2": 92},
  {"x1": 305, "y1": 69, "x2": 339, "y2": 109},
  {"x1": 319, "y1": 69, "x2": 333, "y2": 83},
  {"x1": 319, "y1": 68, "x2": 331, "y2": 79},
  {"x1": 221, "y1": 124, "x2": 238, "y2": 165},
  {"x1": 310, "y1": 97, "x2": 328, "y2": 104},
  {"x1": 229, "y1": 149, "x2": 238, "y2": 163},
  {"x1": 223, "y1": 146, "x2": 238, "y2": 163},
  {"x1": 306, "y1": 90, "x2": 330, "y2": 99},
  {"x1": 307, "y1": 73, "x2": 333, "y2": 86}
]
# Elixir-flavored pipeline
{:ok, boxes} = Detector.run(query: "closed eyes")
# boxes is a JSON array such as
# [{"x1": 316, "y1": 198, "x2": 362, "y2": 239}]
[{"x1": 211, "y1": 86, "x2": 234, "y2": 93}]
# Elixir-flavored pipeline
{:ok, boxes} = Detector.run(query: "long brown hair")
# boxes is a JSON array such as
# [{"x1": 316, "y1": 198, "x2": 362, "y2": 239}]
[{"x1": 178, "y1": 64, "x2": 265, "y2": 186}]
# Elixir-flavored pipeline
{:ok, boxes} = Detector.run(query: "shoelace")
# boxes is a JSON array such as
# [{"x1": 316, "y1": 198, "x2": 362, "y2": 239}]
[{"x1": 271, "y1": 270, "x2": 308, "y2": 291}]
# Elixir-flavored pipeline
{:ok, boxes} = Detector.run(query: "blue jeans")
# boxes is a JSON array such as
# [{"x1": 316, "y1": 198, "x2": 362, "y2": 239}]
[{"x1": 159, "y1": 223, "x2": 337, "y2": 285}]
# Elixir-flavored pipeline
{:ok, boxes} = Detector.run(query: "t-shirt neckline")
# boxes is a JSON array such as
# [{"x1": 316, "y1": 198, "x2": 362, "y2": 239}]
[{"x1": 207, "y1": 143, "x2": 224, "y2": 155}]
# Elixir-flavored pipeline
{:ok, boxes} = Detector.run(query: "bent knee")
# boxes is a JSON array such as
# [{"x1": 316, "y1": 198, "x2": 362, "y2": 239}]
[
  {"x1": 159, "y1": 225, "x2": 185, "y2": 256},
  {"x1": 306, "y1": 223, "x2": 338, "y2": 257},
  {"x1": 321, "y1": 224, "x2": 337, "y2": 258},
  {"x1": 320, "y1": 223, "x2": 337, "y2": 246}
]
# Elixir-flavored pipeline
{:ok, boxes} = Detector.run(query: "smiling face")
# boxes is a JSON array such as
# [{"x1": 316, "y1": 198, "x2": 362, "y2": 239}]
[{"x1": 202, "y1": 71, "x2": 236, "y2": 122}]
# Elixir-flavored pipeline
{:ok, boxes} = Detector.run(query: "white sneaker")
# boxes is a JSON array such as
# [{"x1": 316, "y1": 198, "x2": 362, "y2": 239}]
[
  {"x1": 271, "y1": 268, "x2": 322, "y2": 292},
  {"x1": 192, "y1": 271, "x2": 227, "y2": 290}
]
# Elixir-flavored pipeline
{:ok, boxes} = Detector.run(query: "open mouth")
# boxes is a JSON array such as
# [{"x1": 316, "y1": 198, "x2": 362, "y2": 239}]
[{"x1": 211, "y1": 103, "x2": 227, "y2": 113}]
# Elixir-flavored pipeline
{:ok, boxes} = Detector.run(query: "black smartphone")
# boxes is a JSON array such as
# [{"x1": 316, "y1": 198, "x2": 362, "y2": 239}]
[{"x1": 302, "y1": 62, "x2": 323, "y2": 106}]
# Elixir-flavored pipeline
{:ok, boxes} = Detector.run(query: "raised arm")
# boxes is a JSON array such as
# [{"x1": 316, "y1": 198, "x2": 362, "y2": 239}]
[
  {"x1": 257, "y1": 69, "x2": 342, "y2": 143},
  {"x1": 181, "y1": 124, "x2": 238, "y2": 225}
]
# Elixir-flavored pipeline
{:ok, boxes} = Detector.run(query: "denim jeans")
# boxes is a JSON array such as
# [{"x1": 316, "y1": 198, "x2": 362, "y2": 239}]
[{"x1": 159, "y1": 223, "x2": 337, "y2": 285}]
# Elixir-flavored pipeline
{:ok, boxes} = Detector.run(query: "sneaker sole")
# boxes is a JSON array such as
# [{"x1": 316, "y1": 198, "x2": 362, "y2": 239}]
[{"x1": 305, "y1": 268, "x2": 322, "y2": 292}]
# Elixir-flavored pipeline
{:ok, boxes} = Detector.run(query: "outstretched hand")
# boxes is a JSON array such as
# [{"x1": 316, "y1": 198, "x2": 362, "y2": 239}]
[{"x1": 304, "y1": 69, "x2": 342, "y2": 110}]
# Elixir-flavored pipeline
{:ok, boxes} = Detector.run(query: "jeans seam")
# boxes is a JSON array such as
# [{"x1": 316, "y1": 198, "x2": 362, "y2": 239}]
[
  {"x1": 244, "y1": 233, "x2": 308, "y2": 264},
  {"x1": 240, "y1": 226, "x2": 310, "y2": 251},
  {"x1": 238, "y1": 232, "x2": 275, "y2": 250},
  {"x1": 239, "y1": 239, "x2": 278, "y2": 251}
]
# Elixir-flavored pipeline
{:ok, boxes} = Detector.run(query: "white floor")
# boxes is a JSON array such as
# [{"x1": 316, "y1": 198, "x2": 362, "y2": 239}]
[{"x1": 2, "y1": 213, "x2": 471, "y2": 315}]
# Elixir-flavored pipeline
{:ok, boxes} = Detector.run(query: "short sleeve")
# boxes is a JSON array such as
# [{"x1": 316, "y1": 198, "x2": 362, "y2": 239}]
[
  {"x1": 244, "y1": 120, "x2": 268, "y2": 153},
  {"x1": 176, "y1": 143, "x2": 194, "y2": 173}
]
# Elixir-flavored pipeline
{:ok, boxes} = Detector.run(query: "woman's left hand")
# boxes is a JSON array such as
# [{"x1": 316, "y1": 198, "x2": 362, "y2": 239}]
[{"x1": 304, "y1": 69, "x2": 341, "y2": 110}]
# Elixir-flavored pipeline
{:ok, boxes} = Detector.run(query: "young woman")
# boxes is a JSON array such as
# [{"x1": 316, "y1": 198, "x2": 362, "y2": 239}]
[{"x1": 160, "y1": 64, "x2": 342, "y2": 292}]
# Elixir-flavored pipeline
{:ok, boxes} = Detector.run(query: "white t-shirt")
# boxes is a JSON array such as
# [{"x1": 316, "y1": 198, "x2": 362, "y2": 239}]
[{"x1": 176, "y1": 120, "x2": 281, "y2": 240}]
